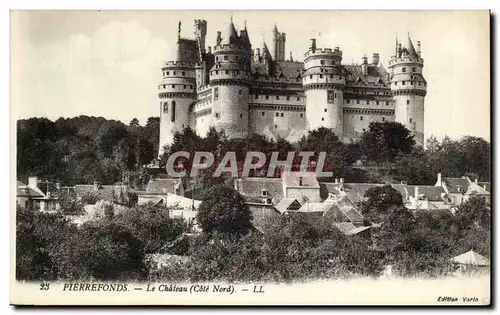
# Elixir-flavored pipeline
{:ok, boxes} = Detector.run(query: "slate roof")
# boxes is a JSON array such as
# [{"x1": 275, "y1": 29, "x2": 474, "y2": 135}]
[
  {"x1": 275, "y1": 61, "x2": 305, "y2": 78},
  {"x1": 282, "y1": 171, "x2": 320, "y2": 188},
  {"x1": 16, "y1": 182, "x2": 45, "y2": 198},
  {"x1": 145, "y1": 179, "x2": 182, "y2": 195},
  {"x1": 406, "y1": 185, "x2": 446, "y2": 201},
  {"x1": 274, "y1": 198, "x2": 301, "y2": 214},
  {"x1": 236, "y1": 178, "x2": 284, "y2": 202},
  {"x1": 297, "y1": 202, "x2": 333, "y2": 213},
  {"x1": 335, "y1": 222, "x2": 357, "y2": 234},
  {"x1": 442, "y1": 178, "x2": 470, "y2": 194}
]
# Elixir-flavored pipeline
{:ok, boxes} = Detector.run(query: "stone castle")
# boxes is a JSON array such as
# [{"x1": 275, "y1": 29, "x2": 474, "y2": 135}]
[{"x1": 158, "y1": 19, "x2": 427, "y2": 154}]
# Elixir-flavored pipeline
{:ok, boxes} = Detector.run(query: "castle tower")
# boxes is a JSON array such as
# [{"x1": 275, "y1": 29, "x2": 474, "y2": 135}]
[
  {"x1": 271, "y1": 24, "x2": 286, "y2": 62},
  {"x1": 303, "y1": 38, "x2": 346, "y2": 138},
  {"x1": 158, "y1": 25, "x2": 197, "y2": 155},
  {"x1": 389, "y1": 35, "x2": 427, "y2": 146},
  {"x1": 208, "y1": 19, "x2": 250, "y2": 139}
]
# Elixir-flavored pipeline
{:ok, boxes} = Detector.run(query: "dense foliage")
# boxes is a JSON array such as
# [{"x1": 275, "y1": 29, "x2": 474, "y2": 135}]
[{"x1": 17, "y1": 116, "x2": 160, "y2": 188}]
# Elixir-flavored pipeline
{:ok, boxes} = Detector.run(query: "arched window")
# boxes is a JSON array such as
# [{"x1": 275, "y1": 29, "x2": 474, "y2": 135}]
[
  {"x1": 163, "y1": 102, "x2": 168, "y2": 113},
  {"x1": 171, "y1": 100, "x2": 176, "y2": 122}
]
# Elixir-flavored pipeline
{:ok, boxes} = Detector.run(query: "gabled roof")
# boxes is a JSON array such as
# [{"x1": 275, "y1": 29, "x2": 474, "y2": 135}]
[
  {"x1": 442, "y1": 178, "x2": 470, "y2": 194},
  {"x1": 297, "y1": 202, "x2": 333, "y2": 213},
  {"x1": 282, "y1": 171, "x2": 319, "y2": 188},
  {"x1": 406, "y1": 185, "x2": 447, "y2": 201},
  {"x1": 451, "y1": 250, "x2": 489, "y2": 266},
  {"x1": 145, "y1": 178, "x2": 182, "y2": 195},
  {"x1": 275, "y1": 198, "x2": 301, "y2": 214},
  {"x1": 16, "y1": 182, "x2": 45, "y2": 198},
  {"x1": 236, "y1": 177, "x2": 283, "y2": 200},
  {"x1": 74, "y1": 184, "x2": 128, "y2": 202}
]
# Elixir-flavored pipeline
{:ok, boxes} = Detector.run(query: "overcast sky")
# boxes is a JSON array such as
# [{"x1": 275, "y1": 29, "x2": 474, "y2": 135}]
[{"x1": 11, "y1": 10, "x2": 490, "y2": 141}]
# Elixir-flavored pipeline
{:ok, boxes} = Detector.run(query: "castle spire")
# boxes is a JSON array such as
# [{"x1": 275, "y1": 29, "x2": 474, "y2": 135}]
[
  {"x1": 178, "y1": 21, "x2": 181, "y2": 40},
  {"x1": 406, "y1": 34, "x2": 418, "y2": 59}
]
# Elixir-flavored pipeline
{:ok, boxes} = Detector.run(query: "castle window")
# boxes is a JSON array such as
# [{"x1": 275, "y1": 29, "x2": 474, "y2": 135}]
[
  {"x1": 300, "y1": 113, "x2": 303, "y2": 118},
  {"x1": 320, "y1": 60, "x2": 325, "y2": 65},
  {"x1": 382, "y1": 117, "x2": 385, "y2": 121},
  {"x1": 418, "y1": 82, "x2": 421, "y2": 86},
  {"x1": 410, "y1": 118, "x2": 413, "y2": 123},
  {"x1": 324, "y1": 109, "x2": 327, "y2": 112},
  {"x1": 182, "y1": 71, "x2": 185, "y2": 76},
  {"x1": 266, "y1": 95, "x2": 269, "y2": 100},
  {"x1": 236, "y1": 70, "x2": 240, "y2": 75},
  {"x1": 183, "y1": 85, "x2": 187, "y2": 89},
  {"x1": 215, "y1": 113, "x2": 219, "y2": 118},
  {"x1": 297, "y1": 97, "x2": 300, "y2": 101},
  {"x1": 171, "y1": 101, "x2": 176, "y2": 122},
  {"x1": 276, "y1": 96, "x2": 279, "y2": 100},
  {"x1": 224, "y1": 55, "x2": 228, "y2": 61},
  {"x1": 275, "y1": 125, "x2": 277, "y2": 129},
  {"x1": 215, "y1": 56, "x2": 218, "y2": 62},
  {"x1": 214, "y1": 87, "x2": 219, "y2": 101},
  {"x1": 334, "y1": 93, "x2": 337, "y2": 98},
  {"x1": 322, "y1": 117, "x2": 324, "y2": 121},
  {"x1": 367, "y1": 101, "x2": 370, "y2": 105},
  {"x1": 346, "y1": 100, "x2": 350, "y2": 104},
  {"x1": 363, "y1": 128, "x2": 366, "y2": 132},
  {"x1": 281, "y1": 113, "x2": 284, "y2": 117},
  {"x1": 236, "y1": 56, "x2": 239, "y2": 61},
  {"x1": 402, "y1": 81, "x2": 406, "y2": 85},
  {"x1": 167, "y1": 71, "x2": 170, "y2": 75},
  {"x1": 276, "y1": 113, "x2": 279, "y2": 117},
  {"x1": 163, "y1": 102, "x2": 168, "y2": 113},
  {"x1": 239, "y1": 89, "x2": 242, "y2": 95},
  {"x1": 320, "y1": 68, "x2": 324, "y2": 73},
  {"x1": 412, "y1": 67, "x2": 416, "y2": 72},
  {"x1": 216, "y1": 70, "x2": 219, "y2": 75},
  {"x1": 376, "y1": 101, "x2": 379, "y2": 105},
  {"x1": 411, "y1": 81, "x2": 414, "y2": 85},
  {"x1": 240, "y1": 114, "x2": 243, "y2": 118},
  {"x1": 262, "y1": 112, "x2": 265, "y2": 116},
  {"x1": 327, "y1": 91, "x2": 335, "y2": 104},
  {"x1": 395, "y1": 82, "x2": 397, "y2": 86},
  {"x1": 286, "y1": 96, "x2": 290, "y2": 101},
  {"x1": 386, "y1": 101, "x2": 389, "y2": 105},
  {"x1": 172, "y1": 84, "x2": 175, "y2": 88},
  {"x1": 225, "y1": 70, "x2": 229, "y2": 74},
  {"x1": 360, "y1": 116, "x2": 363, "y2": 121},
  {"x1": 310, "y1": 75, "x2": 313, "y2": 79},
  {"x1": 402, "y1": 67, "x2": 406, "y2": 72},
  {"x1": 330, "y1": 74, "x2": 334, "y2": 79},
  {"x1": 357, "y1": 100, "x2": 360, "y2": 104},
  {"x1": 320, "y1": 74, "x2": 323, "y2": 78},
  {"x1": 407, "y1": 100, "x2": 410, "y2": 105}
]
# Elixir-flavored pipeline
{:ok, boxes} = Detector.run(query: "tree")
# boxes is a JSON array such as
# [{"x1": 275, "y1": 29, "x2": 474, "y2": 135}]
[
  {"x1": 361, "y1": 185, "x2": 404, "y2": 223},
  {"x1": 360, "y1": 122, "x2": 415, "y2": 165},
  {"x1": 196, "y1": 185, "x2": 253, "y2": 235},
  {"x1": 454, "y1": 196, "x2": 490, "y2": 231}
]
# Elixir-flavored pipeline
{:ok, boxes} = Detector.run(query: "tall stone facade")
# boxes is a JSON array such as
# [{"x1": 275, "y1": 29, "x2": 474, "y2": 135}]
[{"x1": 158, "y1": 19, "x2": 427, "y2": 155}]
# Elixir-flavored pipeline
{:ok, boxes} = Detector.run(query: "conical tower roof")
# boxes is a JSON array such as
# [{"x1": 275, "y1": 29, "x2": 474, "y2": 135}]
[
  {"x1": 450, "y1": 250, "x2": 490, "y2": 266},
  {"x1": 406, "y1": 36, "x2": 419, "y2": 59},
  {"x1": 223, "y1": 20, "x2": 241, "y2": 45}
]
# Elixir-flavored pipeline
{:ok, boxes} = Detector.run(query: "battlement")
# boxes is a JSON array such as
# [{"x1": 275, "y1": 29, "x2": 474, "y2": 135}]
[
  {"x1": 212, "y1": 44, "x2": 246, "y2": 54},
  {"x1": 163, "y1": 61, "x2": 197, "y2": 68},
  {"x1": 388, "y1": 56, "x2": 424, "y2": 67},
  {"x1": 254, "y1": 76, "x2": 303, "y2": 84},
  {"x1": 304, "y1": 47, "x2": 343, "y2": 58}
]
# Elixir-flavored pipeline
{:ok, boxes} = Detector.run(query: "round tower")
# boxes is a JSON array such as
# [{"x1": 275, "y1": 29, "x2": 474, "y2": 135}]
[
  {"x1": 158, "y1": 61, "x2": 196, "y2": 155},
  {"x1": 302, "y1": 39, "x2": 346, "y2": 138},
  {"x1": 208, "y1": 20, "x2": 250, "y2": 139},
  {"x1": 389, "y1": 36, "x2": 427, "y2": 146}
]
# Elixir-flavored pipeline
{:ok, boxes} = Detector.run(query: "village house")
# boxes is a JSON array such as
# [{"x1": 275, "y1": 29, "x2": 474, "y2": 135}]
[{"x1": 16, "y1": 177, "x2": 60, "y2": 212}]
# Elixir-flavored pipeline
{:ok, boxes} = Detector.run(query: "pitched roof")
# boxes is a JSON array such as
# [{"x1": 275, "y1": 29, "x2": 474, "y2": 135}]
[
  {"x1": 16, "y1": 182, "x2": 45, "y2": 198},
  {"x1": 282, "y1": 171, "x2": 319, "y2": 188},
  {"x1": 345, "y1": 226, "x2": 372, "y2": 236},
  {"x1": 274, "y1": 198, "x2": 301, "y2": 214},
  {"x1": 275, "y1": 61, "x2": 305, "y2": 78},
  {"x1": 297, "y1": 202, "x2": 333, "y2": 213},
  {"x1": 145, "y1": 178, "x2": 182, "y2": 195},
  {"x1": 406, "y1": 185, "x2": 446, "y2": 201},
  {"x1": 443, "y1": 178, "x2": 470, "y2": 194},
  {"x1": 335, "y1": 222, "x2": 357, "y2": 234},
  {"x1": 451, "y1": 250, "x2": 489, "y2": 266},
  {"x1": 236, "y1": 177, "x2": 283, "y2": 202},
  {"x1": 324, "y1": 183, "x2": 382, "y2": 203}
]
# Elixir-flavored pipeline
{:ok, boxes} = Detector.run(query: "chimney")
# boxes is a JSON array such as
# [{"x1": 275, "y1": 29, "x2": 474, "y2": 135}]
[
  {"x1": 28, "y1": 177, "x2": 38, "y2": 189},
  {"x1": 339, "y1": 178, "x2": 344, "y2": 184},
  {"x1": 475, "y1": 178, "x2": 478, "y2": 185},
  {"x1": 361, "y1": 56, "x2": 368, "y2": 76},
  {"x1": 310, "y1": 38, "x2": 316, "y2": 52},
  {"x1": 256, "y1": 48, "x2": 261, "y2": 58},
  {"x1": 93, "y1": 181, "x2": 99, "y2": 191},
  {"x1": 207, "y1": 46, "x2": 212, "y2": 54},
  {"x1": 56, "y1": 182, "x2": 61, "y2": 190},
  {"x1": 335, "y1": 178, "x2": 339, "y2": 184},
  {"x1": 416, "y1": 41, "x2": 421, "y2": 57},
  {"x1": 415, "y1": 186, "x2": 420, "y2": 200},
  {"x1": 437, "y1": 172, "x2": 442, "y2": 185},
  {"x1": 372, "y1": 53, "x2": 380, "y2": 65}
]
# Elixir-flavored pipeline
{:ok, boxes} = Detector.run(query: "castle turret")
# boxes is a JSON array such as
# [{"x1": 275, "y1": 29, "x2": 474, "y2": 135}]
[
  {"x1": 158, "y1": 25, "x2": 197, "y2": 155},
  {"x1": 389, "y1": 35, "x2": 427, "y2": 146},
  {"x1": 302, "y1": 40, "x2": 345, "y2": 137},
  {"x1": 208, "y1": 19, "x2": 251, "y2": 139}
]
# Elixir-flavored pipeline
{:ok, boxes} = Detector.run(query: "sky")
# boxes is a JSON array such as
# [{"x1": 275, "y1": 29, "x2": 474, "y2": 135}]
[{"x1": 10, "y1": 10, "x2": 490, "y2": 141}]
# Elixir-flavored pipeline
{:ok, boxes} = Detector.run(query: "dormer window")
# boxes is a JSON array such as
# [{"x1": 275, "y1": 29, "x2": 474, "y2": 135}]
[{"x1": 261, "y1": 189, "x2": 268, "y2": 196}]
